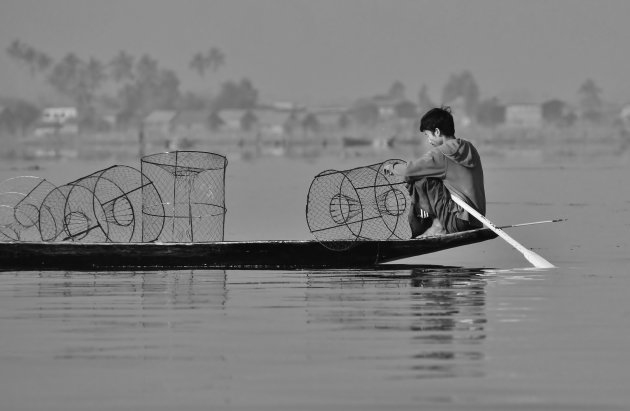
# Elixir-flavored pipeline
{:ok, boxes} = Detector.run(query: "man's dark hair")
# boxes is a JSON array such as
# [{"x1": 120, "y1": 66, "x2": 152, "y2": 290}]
[{"x1": 419, "y1": 106, "x2": 455, "y2": 136}]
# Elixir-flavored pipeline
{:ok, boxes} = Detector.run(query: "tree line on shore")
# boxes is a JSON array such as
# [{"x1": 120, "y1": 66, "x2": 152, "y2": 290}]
[{"x1": 0, "y1": 39, "x2": 619, "y2": 137}]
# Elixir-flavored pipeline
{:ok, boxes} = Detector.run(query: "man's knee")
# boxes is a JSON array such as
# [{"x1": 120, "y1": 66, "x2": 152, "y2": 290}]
[{"x1": 411, "y1": 178, "x2": 449, "y2": 214}]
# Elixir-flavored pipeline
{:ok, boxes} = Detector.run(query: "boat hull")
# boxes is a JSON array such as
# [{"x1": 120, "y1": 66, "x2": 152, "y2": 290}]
[{"x1": 0, "y1": 229, "x2": 497, "y2": 271}]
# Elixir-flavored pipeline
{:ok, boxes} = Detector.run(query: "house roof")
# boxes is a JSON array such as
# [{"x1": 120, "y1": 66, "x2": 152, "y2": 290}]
[
  {"x1": 372, "y1": 95, "x2": 405, "y2": 107},
  {"x1": 505, "y1": 104, "x2": 542, "y2": 111},
  {"x1": 175, "y1": 110, "x2": 210, "y2": 125},
  {"x1": 144, "y1": 110, "x2": 177, "y2": 124},
  {"x1": 310, "y1": 111, "x2": 344, "y2": 127},
  {"x1": 504, "y1": 102, "x2": 541, "y2": 108},
  {"x1": 252, "y1": 109, "x2": 291, "y2": 126},
  {"x1": 43, "y1": 106, "x2": 77, "y2": 112},
  {"x1": 310, "y1": 105, "x2": 348, "y2": 114},
  {"x1": 219, "y1": 109, "x2": 248, "y2": 123}
]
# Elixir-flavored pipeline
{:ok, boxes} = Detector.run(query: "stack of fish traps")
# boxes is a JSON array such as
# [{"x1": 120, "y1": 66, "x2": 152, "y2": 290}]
[{"x1": 0, "y1": 151, "x2": 227, "y2": 243}]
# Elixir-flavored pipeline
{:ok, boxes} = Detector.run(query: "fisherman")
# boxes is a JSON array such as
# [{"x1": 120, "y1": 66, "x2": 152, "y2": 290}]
[{"x1": 384, "y1": 106, "x2": 486, "y2": 237}]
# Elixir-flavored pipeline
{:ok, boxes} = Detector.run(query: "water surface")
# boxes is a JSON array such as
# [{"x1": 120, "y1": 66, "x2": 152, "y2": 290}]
[{"x1": 1, "y1": 154, "x2": 630, "y2": 410}]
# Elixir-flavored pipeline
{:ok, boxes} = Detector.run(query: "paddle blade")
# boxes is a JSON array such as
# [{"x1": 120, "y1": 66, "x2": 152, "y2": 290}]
[{"x1": 523, "y1": 249, "x2": 555, "y2": 269}]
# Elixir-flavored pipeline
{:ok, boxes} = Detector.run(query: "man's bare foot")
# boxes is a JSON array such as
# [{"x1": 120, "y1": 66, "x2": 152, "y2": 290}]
[{"x1": 418, "y1": 218, "x2": 447, "y2": 237}]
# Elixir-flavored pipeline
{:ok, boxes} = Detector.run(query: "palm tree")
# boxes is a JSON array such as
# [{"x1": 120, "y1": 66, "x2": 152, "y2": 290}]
[
  {"x1": 87, "y1": 58, "x2": 107, "y2": 89},
  {"x1": 35, "y1": 53, "x2": 53, "y2": 74},
  {"x1": 189, "y1": 52, "x2": 207, "y2": 77},
  {"x1": 109, "y1": 51, "x2": 135, "y2": 83},
  {"x1": 48, "y1": 53, "x2": 82, "y2": 96},
  {"x1": 418, "y1": 84, "x2": 434, "y2": 112},
  {"x1": 6, "y1": 39, "x2": 52, "y2": 76},
  {"x1": 136, "y1": 54, "x2": 159, "y2": 83},
  {"x1": 206, "y1": 47, "x2": 225, "y2": 72},
  {"x1": 6, "y1": 40, "x2": 23, "y2": 61},
  {"x1": 578, "y1": 78, "x2": 603, "y2": 122},
  {"x1": 189, "y1": 47, "x2": 225, "y2": 77}
]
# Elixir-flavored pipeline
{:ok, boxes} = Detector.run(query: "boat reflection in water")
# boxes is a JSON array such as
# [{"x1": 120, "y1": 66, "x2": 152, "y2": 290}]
[
  {"x1": 1, "y1": 264, "x2": 489, "y2": 410},
  {"x1": 18, "y1": 266, "x2": 486, "y2": 375},
  {"x1": 17, "y1": 270, "x2": 228, "y2": 361},
  {"x1": 303, "y1": 266, "x2": 487, "y2": 380}
]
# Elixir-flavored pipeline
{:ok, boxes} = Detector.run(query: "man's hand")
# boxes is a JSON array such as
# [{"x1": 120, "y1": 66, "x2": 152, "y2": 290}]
[
  {"x1": 383, "y1": 163, "x2": 396, "y2": 176},
  {"x1": 383, "y1": 161, "x2": 406, "y2": 176}
]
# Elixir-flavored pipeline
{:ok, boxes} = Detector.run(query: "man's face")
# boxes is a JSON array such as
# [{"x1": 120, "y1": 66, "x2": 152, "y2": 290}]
[{"x1": 423, "y1": 129, "x2": 442, "y2": 147}]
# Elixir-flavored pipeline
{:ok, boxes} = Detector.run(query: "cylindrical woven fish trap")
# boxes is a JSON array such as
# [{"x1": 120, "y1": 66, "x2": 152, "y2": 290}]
[
  {"x1": 141, "y1": 151, "x2": 227, "y2": 242},
  {"x1": 0, "y1": 176, "x2": 56, "y2": 241},
  {"x1": 306, "y1": 159, "x2": 411, "y2": 250},
  {"x1": 38, "y1": 165, "x2": 159, "y2": 242}
]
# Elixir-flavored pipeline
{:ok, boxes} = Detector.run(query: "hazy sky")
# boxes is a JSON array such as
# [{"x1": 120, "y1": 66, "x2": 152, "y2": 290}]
[{"x1": 1, "y1": 0, "x2": 630, "y2": 106}]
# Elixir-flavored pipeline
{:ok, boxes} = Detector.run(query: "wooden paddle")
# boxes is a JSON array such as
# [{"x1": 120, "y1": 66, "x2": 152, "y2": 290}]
[{"x1": 450, "y1": 193, "x2": 555, "y2": 268}]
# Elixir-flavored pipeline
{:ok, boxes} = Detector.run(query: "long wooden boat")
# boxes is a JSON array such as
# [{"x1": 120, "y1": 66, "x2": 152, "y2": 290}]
[{"x1": 0, "y1": 228, "x2": 497, "y2": 271}]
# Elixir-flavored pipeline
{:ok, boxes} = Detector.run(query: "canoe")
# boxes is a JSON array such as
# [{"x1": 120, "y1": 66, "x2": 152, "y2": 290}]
[{"x1": 0, "y1": 228, "x2": 497, "y2": 271}]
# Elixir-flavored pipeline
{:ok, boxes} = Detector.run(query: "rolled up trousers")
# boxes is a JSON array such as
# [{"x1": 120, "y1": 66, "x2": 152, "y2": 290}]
[{"x1": 407, "y1": 178, "x2": 482, "y2": 237}]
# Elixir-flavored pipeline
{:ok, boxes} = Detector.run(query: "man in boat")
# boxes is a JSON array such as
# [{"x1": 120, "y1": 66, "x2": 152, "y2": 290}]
[{"x1": 384, "y1": 106, "x2": 486, "y2": 237}]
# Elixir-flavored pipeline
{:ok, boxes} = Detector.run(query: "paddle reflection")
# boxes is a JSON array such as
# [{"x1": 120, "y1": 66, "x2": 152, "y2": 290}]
[{"x1": 304, "y1": 266, "x2": 487, "y2": 379}]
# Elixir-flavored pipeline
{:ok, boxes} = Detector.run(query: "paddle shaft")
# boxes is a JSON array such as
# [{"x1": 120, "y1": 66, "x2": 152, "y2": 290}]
[{"x1": 450, "y1": 194, "x2": 555, "y2": 268}]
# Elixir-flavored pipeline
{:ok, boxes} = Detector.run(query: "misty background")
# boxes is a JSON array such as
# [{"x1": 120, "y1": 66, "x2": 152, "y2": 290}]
[{"x1": 1, "y1": 0, "x2": 630, "y2": 160}]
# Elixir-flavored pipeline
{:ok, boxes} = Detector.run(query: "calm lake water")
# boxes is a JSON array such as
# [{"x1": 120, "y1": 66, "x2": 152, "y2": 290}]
[{"x1": 1, "y1": 150, "x2": 629, "y2": 410}]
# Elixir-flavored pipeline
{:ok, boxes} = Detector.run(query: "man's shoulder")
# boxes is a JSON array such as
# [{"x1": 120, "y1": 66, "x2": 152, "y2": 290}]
[
  {"x1": 438, "y1": 138, "x2": 464, "y2": 155},
  {"x1": 447, "y1": 138, "x2": 480, "y2": 152},
  {"x1": 422, "y1": 146, "x2": 447, "y2": 160}
]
